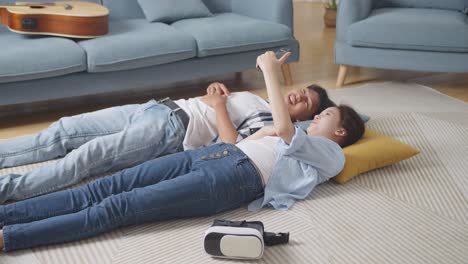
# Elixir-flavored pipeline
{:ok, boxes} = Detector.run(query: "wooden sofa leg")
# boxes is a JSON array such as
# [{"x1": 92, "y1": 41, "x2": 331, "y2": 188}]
[
  {"x1": 281, "y1": 64, "x2": 293, "y2": 86},
  {"x1": 235, "y1": 72, "x2": 242, "y2": 80},
  {"x1": 336, "y1": 65, "x2": 348, "y2": 87}
]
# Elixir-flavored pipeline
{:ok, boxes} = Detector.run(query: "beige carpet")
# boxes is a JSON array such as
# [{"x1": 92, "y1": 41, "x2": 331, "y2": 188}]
[{"x1": 1, "y1": 82, "x2": 468, "y2": 263}]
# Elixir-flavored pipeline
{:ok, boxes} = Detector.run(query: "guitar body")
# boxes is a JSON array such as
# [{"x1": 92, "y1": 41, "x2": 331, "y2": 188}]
[{"x1": 0, "y1": 1, "x2": 109, "y2": 38}]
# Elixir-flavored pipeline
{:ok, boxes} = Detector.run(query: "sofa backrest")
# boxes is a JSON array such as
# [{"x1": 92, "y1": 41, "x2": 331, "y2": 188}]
[
  {"x1": 102, "y1": 0, "x2": 145, "y2": 20},
  {"x1": 101, "y1": 0, "x2": 232, "y2": 21},
  {"x1": 374, "y1": 0, "x2": 468, "y2": 12},
  {"x1": 202, "y1": 0, "x2": 232, "y2": 13}
]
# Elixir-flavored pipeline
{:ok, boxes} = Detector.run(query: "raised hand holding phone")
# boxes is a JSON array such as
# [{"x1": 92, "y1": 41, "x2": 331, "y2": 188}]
[
  {"x1": 256, "y1": 48, "x2": 290, "y2": 72},
  {"x1": 256, "y1": 51, "x2": 291, "y2": 74},
  {"x1": 256, "y1": 51, "x2": 295, "y2": 144}
]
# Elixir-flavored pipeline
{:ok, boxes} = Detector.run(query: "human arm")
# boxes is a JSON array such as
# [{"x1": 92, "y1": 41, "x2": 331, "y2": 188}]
[
  {"x1": 243, "y1": 125, "x2": 277, "y2": 141},
  {"x1": 200, "y1": 82, "x2": 239, "y2": 143},
  {"x1": 256, "y1": 51, "x2": 295, "y2": 144},
  {"x1": 213, "y1": 98, "x2": 238, "y2": 144},
  {"x1": 200, "y1": 93, "x2": 239, "y2": 144}
]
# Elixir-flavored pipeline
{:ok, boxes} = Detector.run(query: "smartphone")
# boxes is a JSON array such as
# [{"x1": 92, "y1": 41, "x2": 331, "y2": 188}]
[{"x1": 256, "y1": 48, "x2": 291, "y2": 72}]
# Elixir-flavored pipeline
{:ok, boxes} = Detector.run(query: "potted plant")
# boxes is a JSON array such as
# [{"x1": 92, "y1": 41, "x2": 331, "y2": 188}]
[{"x1": 323, "y1": 0, "x2": 338, "y2": 28}]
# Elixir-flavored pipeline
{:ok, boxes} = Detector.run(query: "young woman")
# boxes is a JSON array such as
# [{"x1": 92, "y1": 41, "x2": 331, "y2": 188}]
[{"x1": 0, "y1": 51, "x2": 364, "y2": 252}]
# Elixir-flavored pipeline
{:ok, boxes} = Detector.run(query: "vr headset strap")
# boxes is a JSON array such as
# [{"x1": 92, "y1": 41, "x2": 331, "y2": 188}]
[
  {"x1": 264, "y1": 232, "x2": 289, "y2": 246},
  {"x1": 213, "y1": 220, "x2": 289, "y2": 246}
]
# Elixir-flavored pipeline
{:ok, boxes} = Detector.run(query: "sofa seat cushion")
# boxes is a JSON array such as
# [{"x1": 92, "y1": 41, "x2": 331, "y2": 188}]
[
  {"x1": 79, "y1": 19, "x2": 197, "y2": 73},
  {"x1": 171, "y1": 13, "x2": 292, "y2": 57},
  {"x1": 0, "y1": 34, "x2": 86, "y2": 84},
  {"x1": 347, "y1": 8, "x2": 468, "y2": 53}
]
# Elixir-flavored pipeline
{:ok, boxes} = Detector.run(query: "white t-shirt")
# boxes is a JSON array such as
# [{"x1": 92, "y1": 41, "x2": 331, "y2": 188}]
[
  {"x1": 236, "y1": 136, "x2": 279, "y2": 186},
  {"x1": 174, "y1": 92, "x2": 271, "y2": 150}
]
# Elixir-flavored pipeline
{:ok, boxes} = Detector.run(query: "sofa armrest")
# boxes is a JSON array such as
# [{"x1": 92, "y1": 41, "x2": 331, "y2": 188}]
[
  {"x1": 231, "y1": 0, "x2": 293, "y2": 30},
  {"x1": 336, "y1": 0, "x2": 375, "y2": 42}
]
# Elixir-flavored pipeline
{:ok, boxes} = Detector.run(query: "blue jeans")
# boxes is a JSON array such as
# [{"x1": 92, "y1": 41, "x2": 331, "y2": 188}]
[
  {"x1": 0, "y1": 100, "x2": 185, "y2": 203},
  {"x1": 0, "y1": 144, "x2": 264, "y2": 252}
]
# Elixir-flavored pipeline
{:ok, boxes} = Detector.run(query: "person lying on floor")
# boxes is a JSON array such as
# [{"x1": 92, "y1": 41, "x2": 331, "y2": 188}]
[
  {"x1": 0, "y1": 51, "x2": 364, "y2": 252},
  {"x1": 0, "y1": 80, "x2": 335, "y2": 204}
]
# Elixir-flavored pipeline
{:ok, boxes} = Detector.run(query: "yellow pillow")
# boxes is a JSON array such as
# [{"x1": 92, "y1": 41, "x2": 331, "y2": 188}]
[{"x1": 333, "y1": 128, "x2": 420, "y2": 184}]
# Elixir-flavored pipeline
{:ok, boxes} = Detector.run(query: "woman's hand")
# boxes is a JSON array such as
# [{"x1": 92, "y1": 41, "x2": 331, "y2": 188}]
[
  {"x1": 243, "y1": 125, "x2": 277, "y2": 141},
  {"x1": 256, "y1": 51, "x2": 295, "y2": 144},
  {"x1": 258, "y1": 126, "x2": 277, "y2": 137},
  {"x1": 256, "y1": 51, "x2": 291, "y2": 74},
  {"x1": 206, "y1": 82, "x2": 231, "y2": 96}
]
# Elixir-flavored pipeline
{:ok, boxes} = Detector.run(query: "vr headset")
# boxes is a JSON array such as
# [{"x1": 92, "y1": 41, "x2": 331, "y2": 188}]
[{"x1": 204, "y1": 219, "x2": 289, "y2": 260}]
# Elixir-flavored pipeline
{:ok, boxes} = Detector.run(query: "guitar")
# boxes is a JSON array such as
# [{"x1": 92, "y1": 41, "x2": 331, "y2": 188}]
[{"x1": 0, "y1": 1, "x2": 108, "y2": 38}]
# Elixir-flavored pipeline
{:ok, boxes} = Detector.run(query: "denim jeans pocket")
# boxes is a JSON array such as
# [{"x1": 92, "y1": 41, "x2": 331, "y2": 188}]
[{"x1": 235, "y1": 158, "x2": 264, "y2": 203}]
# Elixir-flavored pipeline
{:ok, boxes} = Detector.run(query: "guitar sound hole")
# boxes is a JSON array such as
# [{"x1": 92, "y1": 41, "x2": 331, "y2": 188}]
[{"x1": 29, "y1": 6, "x2": 46, "y2": 9}]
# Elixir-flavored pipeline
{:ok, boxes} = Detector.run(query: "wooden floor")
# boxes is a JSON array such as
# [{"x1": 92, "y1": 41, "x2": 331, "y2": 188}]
[{"x1": 1, "y1": 2, "x2": 467, "y2": 139}]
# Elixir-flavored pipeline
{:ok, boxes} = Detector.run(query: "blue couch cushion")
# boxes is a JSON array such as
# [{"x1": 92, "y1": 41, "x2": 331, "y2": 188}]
[
  {"x1": 347, "y1": 8, "x2": 468, "y2": 53},
  {"x1": 202, "y1": 0, "x2": 232, "y2": 13},
  {"x1": 102, "y1": 0, "x2": 145, "y2": 20},
  {"x1": 172, "y1": 13, "x2": 292, "y2": 57},
  {"x1": 375, "y1": 0, "x2": 467, "y2": 12},
  {"x1": 137, "y1": 0, "x2": 212, "y2": 23},
  {"x1": 0, "y1": 25, "x2": 8, "y2": 34},
  {"x1": 78, "y1": 19, "x2": 197, "y2": 73},
  {"x1": 0, "y1": 34, "x2": 86, "y2": 84}
]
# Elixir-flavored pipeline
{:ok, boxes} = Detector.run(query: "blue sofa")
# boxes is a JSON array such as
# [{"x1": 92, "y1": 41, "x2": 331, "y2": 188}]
[
  {"x1": 335, "y1": 0, "x2": 468, "y2": 86},
  {"x1": 0, "y1": 0, "x2": 299, "y2": 107}
]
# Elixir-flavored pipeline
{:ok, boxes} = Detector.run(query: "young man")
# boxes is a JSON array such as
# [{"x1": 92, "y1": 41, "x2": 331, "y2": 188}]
[
  {"x1": 0, "y1": 51, "x2": 364, "y2": 252},
  {"x1": 0, "y1": 82, "x2": 335, "y2": 203}
]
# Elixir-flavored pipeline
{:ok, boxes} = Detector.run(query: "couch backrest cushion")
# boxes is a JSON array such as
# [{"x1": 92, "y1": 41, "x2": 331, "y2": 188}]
[
  {"x1": 138, "y1": 0, "x2": 212, "y2": 23},
  {"x1": 102, "y1": 0, "x2": 145, "y2": 20},
  {"x1": 202, "y1": 0, "x2": 232, "y2": 13},
  {"x1": 374, "y1": 0, "x2": 468, "y2": 12},
  {"x1": 100, "y1": 0, "x2": 233, "y2": 21}
]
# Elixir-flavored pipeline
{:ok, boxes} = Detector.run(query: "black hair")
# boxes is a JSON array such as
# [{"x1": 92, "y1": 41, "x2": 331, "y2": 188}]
[
  {"x1": 307, "y1": 84, "x2": 336, "y2": 118},
  {"x1": 337, "y1": 104, "x2": 365, "y2": 147}
]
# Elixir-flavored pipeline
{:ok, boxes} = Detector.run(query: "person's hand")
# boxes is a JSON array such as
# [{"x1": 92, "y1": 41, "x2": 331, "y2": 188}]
[
  {"x1": 259, "y1": 125, "x2": 277, "y2": 137},
  {"x1": 206, "y1": 82, "x2": 231, "y2": 96},
  {"x1": 256, "y1": 51, "x2": 291, "y2": 73},
  {"x1": 244, "y1": 125, "x2": 278, "y2": 141},
  {"x1": 201, "y1": 93, "x2": 227, "y2": 108}
]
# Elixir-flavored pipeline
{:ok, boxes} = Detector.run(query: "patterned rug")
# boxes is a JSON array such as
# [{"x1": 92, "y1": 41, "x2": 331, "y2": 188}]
[{"x1": 1, "y1": 82, "x2": 468, "y2": 263}]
